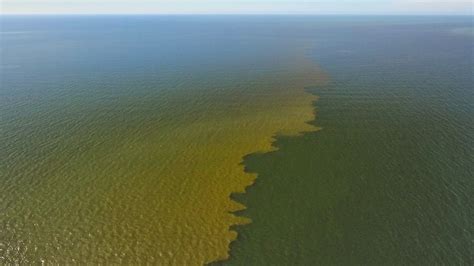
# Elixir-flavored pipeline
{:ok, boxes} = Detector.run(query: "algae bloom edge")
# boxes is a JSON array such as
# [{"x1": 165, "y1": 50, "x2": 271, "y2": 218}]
[{"x1": 211, "y1": 63, "x2": 328, "y2": 264}]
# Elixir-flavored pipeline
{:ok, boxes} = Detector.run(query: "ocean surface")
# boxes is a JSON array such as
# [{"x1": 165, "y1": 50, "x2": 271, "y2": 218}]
[{"x1": 1, "y1": 16, "x2": 473, "y2": 265}]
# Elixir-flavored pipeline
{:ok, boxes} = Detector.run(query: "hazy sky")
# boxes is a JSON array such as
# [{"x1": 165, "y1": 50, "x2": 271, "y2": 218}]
[{"x1": 1, "y1": 0, "x2": 472, "y2": 15}]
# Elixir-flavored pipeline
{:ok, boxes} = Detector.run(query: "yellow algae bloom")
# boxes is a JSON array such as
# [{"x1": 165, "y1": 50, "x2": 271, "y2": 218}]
[
  {"x1": 135, "y1": 51, "x2": 328, "y2": 264},
  {"x1": 2, "y1": 45, "x2": 327, "y2": 264}
]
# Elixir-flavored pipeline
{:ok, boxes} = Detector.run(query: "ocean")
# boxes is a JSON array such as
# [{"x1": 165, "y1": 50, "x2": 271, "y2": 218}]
[{"x1": 1, "y1": 16, "x2": 473, "y2": 264}]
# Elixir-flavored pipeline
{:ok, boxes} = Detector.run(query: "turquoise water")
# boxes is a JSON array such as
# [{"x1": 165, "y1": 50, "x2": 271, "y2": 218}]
[{"x1": 1, "y1": 16, "x2": 473, "y2": 264}]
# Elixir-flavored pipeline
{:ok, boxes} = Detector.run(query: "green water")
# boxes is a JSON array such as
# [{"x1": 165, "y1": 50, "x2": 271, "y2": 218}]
[{"x1": 225, "y1": 17, "x2": 474, "y2": 265}]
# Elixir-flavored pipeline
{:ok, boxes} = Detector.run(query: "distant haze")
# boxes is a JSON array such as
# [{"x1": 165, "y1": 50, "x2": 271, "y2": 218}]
[{"x1": 1, "y1": 0, "x2": 472, "y2": 15}]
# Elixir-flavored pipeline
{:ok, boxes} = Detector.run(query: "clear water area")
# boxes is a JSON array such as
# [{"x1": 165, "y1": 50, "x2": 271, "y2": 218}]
[
  {"x1": 0, "y1": 16, "x2": 325, "y2": 264},
  {"x1": 223, "y1": 16, "x2": 474, "y2": 265}
]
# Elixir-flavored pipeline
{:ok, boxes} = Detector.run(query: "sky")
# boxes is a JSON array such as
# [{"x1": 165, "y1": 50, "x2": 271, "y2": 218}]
[{"x1": 1, "y1": 0, "x2": 472, "y2": 15}]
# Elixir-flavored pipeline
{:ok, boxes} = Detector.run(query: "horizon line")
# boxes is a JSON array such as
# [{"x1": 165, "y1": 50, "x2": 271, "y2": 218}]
[{"x1": 1, "y1": 13, "x2": 472, "y2": 16}]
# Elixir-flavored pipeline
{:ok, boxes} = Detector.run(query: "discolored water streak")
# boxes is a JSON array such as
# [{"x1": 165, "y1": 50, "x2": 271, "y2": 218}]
[
  {"x1": 0, "y1": 16, "x2": 327, "y2": 264},
  {"x1": 224, "y1": 17, "x2": 473, "y2": 265}
]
